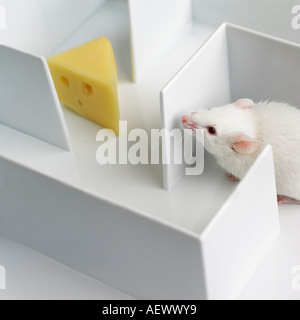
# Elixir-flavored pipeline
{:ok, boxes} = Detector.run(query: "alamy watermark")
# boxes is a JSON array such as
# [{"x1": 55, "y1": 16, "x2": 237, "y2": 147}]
[
  {"x1": 0, "y1": 265, "x2": 6, "y2": 290},
  {"x1": 0, "y1": 4, "x2": 6, "y2": 30},
  {"x1": 96, "y1": 121, "x2": 204, "y2": 176},
  {"x1": 292, "y1": 5, "x2": 300, "y2": 30},
  {"x1": 292, "y1": 265, "x2": 300, "y2": 291}
]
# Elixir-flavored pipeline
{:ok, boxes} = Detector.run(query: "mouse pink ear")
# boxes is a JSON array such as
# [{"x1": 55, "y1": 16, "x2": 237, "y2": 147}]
[
  {"x1": 231, "y1": 134, "x2": 260, "y2": 154},
  {"x1": 235, "y1": 99, "x2": 254, "y2": 109}
]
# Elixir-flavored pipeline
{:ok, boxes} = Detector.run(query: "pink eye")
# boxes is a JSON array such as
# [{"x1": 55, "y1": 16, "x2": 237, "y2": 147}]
[{"x1": 207, "y1": 126, "x2": 217, "y2": 135}]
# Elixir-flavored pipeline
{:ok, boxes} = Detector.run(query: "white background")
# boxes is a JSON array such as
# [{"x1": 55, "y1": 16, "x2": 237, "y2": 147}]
[{"x1": 0, "y1": 0, "x2": 300, "y2": 300}]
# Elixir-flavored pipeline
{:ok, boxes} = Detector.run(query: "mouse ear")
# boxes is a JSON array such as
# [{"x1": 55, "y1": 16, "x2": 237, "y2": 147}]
[
  {"x1": 231, "y1": 134, "x2": 260, "y2": 154},
  {"x1": 235, "y1": 99, "x2": 254, "y2": 109}
]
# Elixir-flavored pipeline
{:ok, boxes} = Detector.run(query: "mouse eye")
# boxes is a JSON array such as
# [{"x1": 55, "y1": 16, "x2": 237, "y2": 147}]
[{"x1": 207, "y1": 126, "x2": 217, "y2": 135}]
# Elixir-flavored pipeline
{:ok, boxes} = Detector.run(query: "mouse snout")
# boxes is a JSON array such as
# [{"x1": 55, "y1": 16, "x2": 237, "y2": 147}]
[
  {"x1": 181, "y1": 115, "x2": 189, "y2": 123},
  {"x1": 181, "y1": 115, "x2": 197, "y2": 129}
]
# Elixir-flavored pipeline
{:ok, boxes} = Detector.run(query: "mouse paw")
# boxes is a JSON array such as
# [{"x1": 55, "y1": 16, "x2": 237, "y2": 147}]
[
  {"x1": 226, "y1": 172, "x2": 240, "y2": 182},
  {"x1": 277, "y1": 195, "x2": 300, "y2": 205}
]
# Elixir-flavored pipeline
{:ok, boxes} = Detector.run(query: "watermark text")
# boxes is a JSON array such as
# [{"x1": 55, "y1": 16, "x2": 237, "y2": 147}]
[
  {"x1": 0, "y1": 265, "x2": 6, "y2": 290},
  {"x1": 292, "y1": 5, "x2": 300, "y2": 30},
  {"x1": 96, "y1": 121, "x2": 204, "y2": 176},
  {"x1": 292, "y1": 265, "x2": 300, "y2": 290},
  {"x1": 0, "y1": 5, "x2": 6, "y2": 30}
]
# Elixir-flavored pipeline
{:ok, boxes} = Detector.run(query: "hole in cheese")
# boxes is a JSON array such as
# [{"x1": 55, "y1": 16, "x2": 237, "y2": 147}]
[
  {"x1": 82, "y1": 82, "x2": 94, "y2": 96},
  {"x1": 77, "y1": 99, "x2": 84, "y2": 107},
  {"x1": 61, "y1": 76, "x2": 70, "y2": 88}
]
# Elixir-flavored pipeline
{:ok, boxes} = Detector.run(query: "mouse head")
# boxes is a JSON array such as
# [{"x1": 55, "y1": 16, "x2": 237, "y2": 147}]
[{"x1": 181, "y1": 99, "x2": 261, "y2": 156}]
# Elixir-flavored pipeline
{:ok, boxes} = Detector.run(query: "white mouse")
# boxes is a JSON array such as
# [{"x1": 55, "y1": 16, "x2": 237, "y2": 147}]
[{"x1": 181, "y1": 99, "x2": 300, "y2": 205}]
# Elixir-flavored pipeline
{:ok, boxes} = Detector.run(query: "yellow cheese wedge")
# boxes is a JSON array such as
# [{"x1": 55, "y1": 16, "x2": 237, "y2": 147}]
[{"x1": 47, "y1": 37, "x2": 119, "y2": 135}]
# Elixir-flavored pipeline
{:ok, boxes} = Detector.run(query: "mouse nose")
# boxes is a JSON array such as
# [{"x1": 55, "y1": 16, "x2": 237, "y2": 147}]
[
  {"x1": 181, "y1": 115, "x2": 197, "y2": 129},
  {"x1": 181, "y1": 115, "x2": 189, "y2": 123}
]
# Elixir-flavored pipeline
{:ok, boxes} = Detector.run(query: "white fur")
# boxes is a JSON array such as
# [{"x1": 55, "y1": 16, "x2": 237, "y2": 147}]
[{"x1": 182, "y1": 101, "x2": 300, "y2": 201}]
